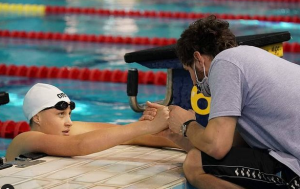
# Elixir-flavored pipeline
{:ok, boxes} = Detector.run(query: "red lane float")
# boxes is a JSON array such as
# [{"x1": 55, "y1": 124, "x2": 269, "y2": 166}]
[
  {"x1": 0, "y1": 30, "x2": 176, "y2": 46},
  {"x1": 0, "y1": 121, "x2": 30, "y2": 139},
  {"x1": 283, "y1": 42, "x2": 300, "y2": 53},
  {"x1": 0, "y1": 64, "x2": 168, "y2": 86},
  {"x1": 44, "y1": 6, "x2": 300, "y2": 24},
  {"x1": 1, "y1": 30, "x2": 300, "y2": 54}
]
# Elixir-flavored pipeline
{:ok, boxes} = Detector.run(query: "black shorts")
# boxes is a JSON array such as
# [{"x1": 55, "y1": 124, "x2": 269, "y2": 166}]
[{"x1": 201, "y1": 147, "x2": 300, "y2": 189}]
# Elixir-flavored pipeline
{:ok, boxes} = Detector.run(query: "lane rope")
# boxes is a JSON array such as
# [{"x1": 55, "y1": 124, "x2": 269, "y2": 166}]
[
  {"x1": 0, "y1": 120, "x2": 30, "y2": 139},
  {"x1": 0, "y1": 3, "x2": 299, "y2": 24},
  {"x1": 0, "y1": 30, "x2": 299, "y2": 53},
  {"x1": 0, "y1": 30, "x2": 176, "y2": 46},
  {"x1": 0, "y1": 64, "x2": 167, "y2": 86}
]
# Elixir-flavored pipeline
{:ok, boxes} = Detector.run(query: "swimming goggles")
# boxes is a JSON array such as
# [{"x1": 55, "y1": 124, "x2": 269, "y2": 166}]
[{"x1": 43, "y1": 101, "x2": 75, "y2": 111}]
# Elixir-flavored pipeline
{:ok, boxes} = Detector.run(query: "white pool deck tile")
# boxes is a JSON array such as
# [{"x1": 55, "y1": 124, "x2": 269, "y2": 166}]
[
  {"x1": 0, "y1": 176, "x2": 30, "y2": 186},
  {"x1": 101, "y1": 173, "x2": 151, "y2": 186},
  {"x1": 45, "y1": 182, "x2": 89, "y2": 189},
  {"x1": 99, "y1": 161, "x2": 149, "y2": 173},
  {"x1": 72, "y1": 170, "x2": 120, "y2": 183},
  {"x1": 129, "y1": 164, "x2": 179, "y2": 176},
  {"x1": 88, "y1": 186, "x2": 119, "y2": 189},
  {"x1": 122, "y1": 173, "x2": 185, "y2": 189},
  {"x1": 13, "y1": 179, "x2": 62, "y2": 189},
  {"x1": 12, "y1": 158, "x2": 87, "y2": 178},
  {"x1": 1, "y1": 145, "x2": 192, "y2": 189},
  {"x1": 45, "y1": 166, "x2": 96, "y2": 180}
]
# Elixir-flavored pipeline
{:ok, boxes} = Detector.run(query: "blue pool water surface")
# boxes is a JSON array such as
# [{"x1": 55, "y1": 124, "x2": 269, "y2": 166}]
[
  {"x1": 0, "y1": 0, "x2": 300, "y2": 157},
  {"x1": 1, "y1": 0, "x2": 300, "y2": 16}
]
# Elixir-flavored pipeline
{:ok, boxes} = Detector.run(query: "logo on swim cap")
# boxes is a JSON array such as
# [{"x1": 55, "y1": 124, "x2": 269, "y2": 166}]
[{"x1": 57, "y1": 93, "x2": 67, "y2": 98}]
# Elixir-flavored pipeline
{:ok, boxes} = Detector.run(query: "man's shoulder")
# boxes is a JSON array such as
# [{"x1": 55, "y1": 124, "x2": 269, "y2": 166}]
[
  {"x1": 217, "y1": 46, "x2": 260, "y2": 58},
  {"x1": 212, "y1": 45, "x2": 268, "y2": 70}
]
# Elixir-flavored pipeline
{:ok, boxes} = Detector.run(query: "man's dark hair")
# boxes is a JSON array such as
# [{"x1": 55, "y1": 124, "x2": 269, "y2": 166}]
[{"x1": 176, "y1": 15, "x2": 237, "y2": 67}]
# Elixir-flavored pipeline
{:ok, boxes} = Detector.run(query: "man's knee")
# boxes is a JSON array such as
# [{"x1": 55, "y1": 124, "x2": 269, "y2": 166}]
[{"x1": 183, "y1": 148, "x2": 205, "y2": 182}]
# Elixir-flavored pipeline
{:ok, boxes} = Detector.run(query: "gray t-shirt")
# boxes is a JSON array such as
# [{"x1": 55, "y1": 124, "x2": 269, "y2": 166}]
[{"x1": 208, "y1": 45, "x2": 300, "y2": 176}]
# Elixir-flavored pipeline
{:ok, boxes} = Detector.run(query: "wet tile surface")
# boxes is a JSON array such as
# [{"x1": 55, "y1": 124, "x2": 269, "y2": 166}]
[{"x1": 1, "y1": 145, "x2": 189, "y2": 188}]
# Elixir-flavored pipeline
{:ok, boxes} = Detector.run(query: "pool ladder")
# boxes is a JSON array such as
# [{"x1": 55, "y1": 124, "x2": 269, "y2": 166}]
[{"x1": 127, "y1": 68, "x2": 173, "y2": 112}]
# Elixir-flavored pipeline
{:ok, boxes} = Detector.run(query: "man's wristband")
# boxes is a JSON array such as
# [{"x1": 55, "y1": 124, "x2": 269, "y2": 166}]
[{"x1": 181, "y1": 119, "x2": 197, "y2": 137}]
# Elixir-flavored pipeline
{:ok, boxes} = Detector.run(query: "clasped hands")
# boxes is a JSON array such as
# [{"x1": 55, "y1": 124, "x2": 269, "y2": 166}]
[{"x1": 139, "y1": 101, "x2": 196, "y2": 135}]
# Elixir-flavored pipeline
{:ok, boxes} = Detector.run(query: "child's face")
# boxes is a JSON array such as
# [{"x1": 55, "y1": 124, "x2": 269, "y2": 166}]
[{"x1": 37, "y1": 107, "x2": 73, "y2": 136}]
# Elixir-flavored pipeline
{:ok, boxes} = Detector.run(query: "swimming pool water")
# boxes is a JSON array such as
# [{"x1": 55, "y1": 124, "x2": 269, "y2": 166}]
[
  {"x1": 0, "y1": 38, "x2": 154, "y2": 71},
  {"x1": 0, "y1": 14, "x2": 300, "y2": 41},
  {"x1": 0, "y1": 17, "x2": 299, "y2": 70},
  {"x1": 0, "y1": 0, "x2": 299, "y2": 158},
  {"x1": 1, "y1": 0, "x2": 300, "y2": 16},
  {"x1": 0, "y1": 76, "x2": 166, "y2": 123}
]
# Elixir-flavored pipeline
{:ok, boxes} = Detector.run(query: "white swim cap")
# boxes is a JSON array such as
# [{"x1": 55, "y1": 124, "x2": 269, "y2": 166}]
[{"x1": 23, "y1": 83, "x2": 71, "y2": 121}]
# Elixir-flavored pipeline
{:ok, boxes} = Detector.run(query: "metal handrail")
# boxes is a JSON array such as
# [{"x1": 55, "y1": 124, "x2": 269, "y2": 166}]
[{"x1": 127, "y1": 69, "x2": 173, "y2": 112}]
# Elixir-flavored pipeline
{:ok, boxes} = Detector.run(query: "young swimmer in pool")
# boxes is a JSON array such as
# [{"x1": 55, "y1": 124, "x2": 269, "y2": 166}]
[{"x1": 5, "y1": 83, "x2": 182, "y2": 161}]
